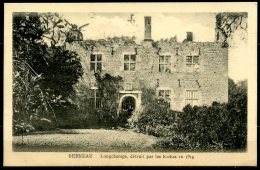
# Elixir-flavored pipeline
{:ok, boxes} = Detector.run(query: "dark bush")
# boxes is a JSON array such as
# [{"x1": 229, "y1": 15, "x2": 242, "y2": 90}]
[
  {"x1": 136, "y1": 98, "x2": 178, "y2": 137},
  {"x1": 116, "y1": 110, "x2": 132, "y2": 128},
  {"x1": 135, "y1": 79, "x2": 247, "y2": 151},
  {"x1": 55, "y1": 104, "x2": 82, "y2": 129},
  {"x1": 155, "y1": 134, "x2": 192, "y2": 151},
  {"x1": 224, "y1": 79, "x2": 247, "y2": 150},
  {"x1": 177, "y1": 104, "x2": 227, "y2": 150},
  {"x1": 31, "y1": 117, "x2": 55, "y2": 131},
  {"x1": 97, "y1": 109, "x2": 117, "y2": 128}
]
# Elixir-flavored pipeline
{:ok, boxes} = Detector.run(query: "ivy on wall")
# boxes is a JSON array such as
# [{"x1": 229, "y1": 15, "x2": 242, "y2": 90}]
[
  {"x1": 94, "y1": 73, "x2": 123, "y2": 126},
  {"x1": 79, "y1": 36, "x2": 137, "y2": 51}
]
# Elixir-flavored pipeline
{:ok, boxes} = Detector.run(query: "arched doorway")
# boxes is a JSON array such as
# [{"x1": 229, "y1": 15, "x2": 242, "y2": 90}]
[
  {"x1": 121, "y1": 96, "x2": 136, "y2": 111},
  {"x1": 118, "y1": 91, "x2": 142, "y2": 114},
  {"x1": 117, "y1": 91, "x2": 142, "y2": 127},
  {"x1": 118, "y1": 96, "x2": 136, "y2": 126}
]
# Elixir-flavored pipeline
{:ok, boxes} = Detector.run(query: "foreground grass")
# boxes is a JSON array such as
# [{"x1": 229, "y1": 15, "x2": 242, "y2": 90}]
[{"x1": 13, "y1": 129, "x2": 158, "y2": 152}]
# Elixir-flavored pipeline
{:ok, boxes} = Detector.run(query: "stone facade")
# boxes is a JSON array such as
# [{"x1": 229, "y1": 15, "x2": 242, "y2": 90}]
[{"x1": 66, "y1": 17, "x2": 228, "y2": 112}]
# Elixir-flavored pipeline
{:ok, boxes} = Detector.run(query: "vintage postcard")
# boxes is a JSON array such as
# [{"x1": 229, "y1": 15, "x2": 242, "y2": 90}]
[{"x1": 4, "y1": 2, "x2": 257, "y2": 166}]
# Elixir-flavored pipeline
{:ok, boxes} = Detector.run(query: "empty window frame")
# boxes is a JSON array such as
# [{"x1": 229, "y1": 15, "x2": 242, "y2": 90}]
[
  {"x1": 124, "y1": 54, "x2": 136, "y2": 71},
  {"x1": 185, "y1": 90, "x2": 199, "y2": 106},
  {"x1": 186, "y1": 55, "x2": 199, "y2": 72},
  {"x1": 159, "y1": 55, "x2": 171, "y2": 72},
  {"x1": 158, "y1": 89, "x2": 171, "y2": 107},
  {"x1": 90, "y1": 88, "x2": 102, "y2": 108},
  {"x1": 158, "y1": 89, "x2": 171, "y2": 98},
  {"x1": 90, "y1": 54, "x2": 102, "y2": 72}
]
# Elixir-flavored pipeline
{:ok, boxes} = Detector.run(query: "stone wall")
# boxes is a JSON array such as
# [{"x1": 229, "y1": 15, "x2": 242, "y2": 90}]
[{"x1": 66, "y1": 40, "x2": 228, "y2": 111}]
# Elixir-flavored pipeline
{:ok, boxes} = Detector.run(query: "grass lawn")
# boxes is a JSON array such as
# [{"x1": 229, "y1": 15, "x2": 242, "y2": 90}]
[{"x1": 13, "y1": 129, "x2": 159, "y2": 152}]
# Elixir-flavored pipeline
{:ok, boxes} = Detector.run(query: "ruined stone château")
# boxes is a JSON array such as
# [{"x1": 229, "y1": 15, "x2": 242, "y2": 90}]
[{"x1": 66, "y1": 16, "x2": 228, "y2": 112}]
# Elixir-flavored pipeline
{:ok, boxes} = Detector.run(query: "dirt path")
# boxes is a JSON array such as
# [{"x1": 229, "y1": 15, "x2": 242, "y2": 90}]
[{"x1": 13, "y1": 129, "x2": 158, "y2": 152}]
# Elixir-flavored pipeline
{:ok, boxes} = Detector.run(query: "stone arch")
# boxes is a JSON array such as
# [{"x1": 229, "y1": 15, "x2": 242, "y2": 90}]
[
  {"x1": 119, "y1": 94, "x2": 138, "y2": 111},
  {"x1": 121, "y1": 96, "x2": 136, "y2": 110},
  {"x1": 118, "y1": 91, "x2": 142, "y2": 115}
]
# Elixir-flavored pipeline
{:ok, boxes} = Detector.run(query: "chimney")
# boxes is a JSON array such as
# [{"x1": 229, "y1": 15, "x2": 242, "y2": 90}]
[
  {"x1": 144, "y1": 16, "x2": 152, "y2": 41},
  {"x1": 186, "y1": 32, "x2": 193, "y2": 41}
]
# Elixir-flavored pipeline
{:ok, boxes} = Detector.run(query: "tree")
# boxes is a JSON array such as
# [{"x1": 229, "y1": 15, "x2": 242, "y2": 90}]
[
  {"x1": 215, "y1": 12, "x2": 247, "y2": 47},
  {"x1": 13, "y1": 12, "x2": 53, "y2": 134},
  {"x1": 13, "y1": 12, "x2": 83, "y2": 133},
  {"x1": 40, "y1": 12, "x2": 68, "y2": 47},
  {"x1": 225, "y1": 78, "x2": 247, "y2": 149},
  {"x1": 40, "y1": 13, "x2": 90, "y2": 45}
]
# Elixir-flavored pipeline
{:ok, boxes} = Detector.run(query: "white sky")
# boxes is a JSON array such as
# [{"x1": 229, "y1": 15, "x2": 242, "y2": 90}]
[
  {"x1": 61, "y1": 12, "x2": 216, "y2": 42},
  {"x1": 61, "y1": 12, "x2": 248, "y2": 82}
]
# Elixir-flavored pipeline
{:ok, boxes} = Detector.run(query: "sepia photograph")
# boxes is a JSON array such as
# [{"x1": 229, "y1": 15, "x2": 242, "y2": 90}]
[{"x1": 4, "y1": 2, "x2": 257, "y2": 166}]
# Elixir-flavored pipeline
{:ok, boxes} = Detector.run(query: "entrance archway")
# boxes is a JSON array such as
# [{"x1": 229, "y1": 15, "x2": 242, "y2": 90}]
[
  {"x1": 121, "y1": 96, "x2": 136, "y2": 111},
  {"x1": 118, "y1": 96, "x2": 136, "y2": 126},
  {"x1": 118, "y1": 91, "x2": 142, "y2": 115}
]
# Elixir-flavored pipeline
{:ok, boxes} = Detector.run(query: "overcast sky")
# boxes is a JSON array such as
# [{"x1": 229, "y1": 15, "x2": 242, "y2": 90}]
[
  {"x1": 61, "y1": 12, "x2": 216, "y2": 42},
  {"x1": 61, "y1": 12, "x2": 248, "y2": 82}
]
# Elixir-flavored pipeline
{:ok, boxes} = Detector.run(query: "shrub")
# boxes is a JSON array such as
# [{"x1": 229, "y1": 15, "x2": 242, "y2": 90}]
[
  {"x1": 155, "y1": 134, "x2": 192, "y2": 151},
  {"x1": 136, "y1": 98, "x2": 178, "y2": 137},
  {"x1": 224, "y1": 79, "x2": 247, "y2": 150},
  {"x1": 135, "y1": 78, "x2": 247, "y2": 151},
  {"x1": 31, "y1": 116, "x2": 54, "y2": 131},
  {"x1": 177, "y1": 104, "x2": 227, "y2": 150},
  {"x1": 116, "y1": 110, "x2": 133, "y2": 128},
  {"x1": 97, "y1": 109, "x2": 117, "y2": 128},
  {"x1": 154, "y1": 101, "x2": 246, "y2": 151},
  {"x1": 13, "y1": 120, "x2": 36, "y2": 135}
]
